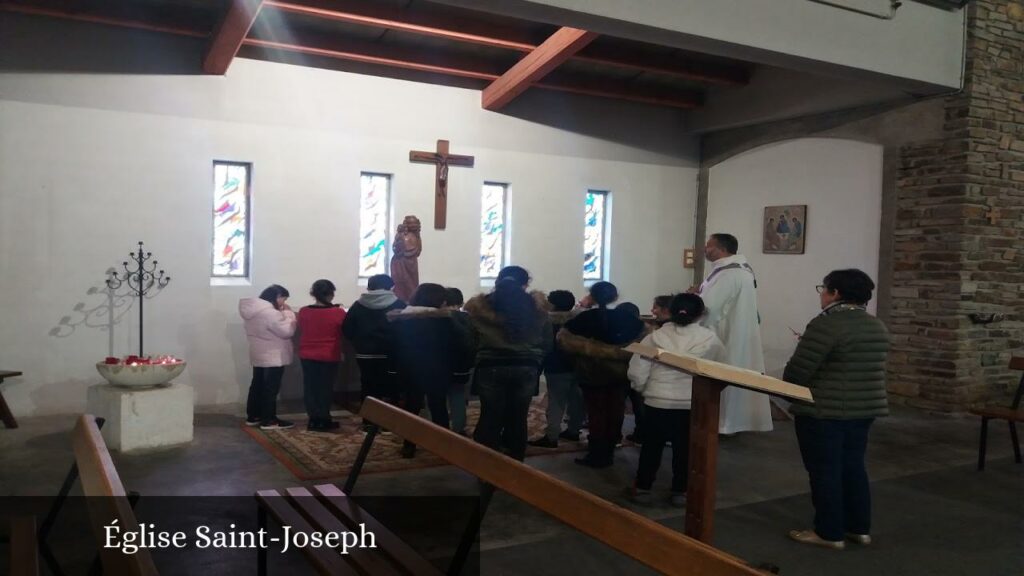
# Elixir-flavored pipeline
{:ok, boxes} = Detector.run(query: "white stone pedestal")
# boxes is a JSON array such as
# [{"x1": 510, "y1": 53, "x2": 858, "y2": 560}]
[{"x1": 86, "y1": 383, "x2": 194, "y2": 453}]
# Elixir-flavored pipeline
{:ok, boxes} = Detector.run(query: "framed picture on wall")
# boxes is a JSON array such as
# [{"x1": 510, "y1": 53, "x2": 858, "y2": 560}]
[{"x1": 763, "y1": 205, "x2": 806, "y2": 254}]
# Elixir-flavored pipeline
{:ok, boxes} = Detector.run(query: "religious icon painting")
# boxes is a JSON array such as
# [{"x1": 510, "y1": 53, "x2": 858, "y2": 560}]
[{"x1": 763, "y1": 205, "x2": 806, "y2": 254}]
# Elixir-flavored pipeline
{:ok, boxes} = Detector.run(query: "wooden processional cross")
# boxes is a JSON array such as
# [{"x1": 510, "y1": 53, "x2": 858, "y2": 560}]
[
  {"x1": 625, "y1": 344, "x2": 815, "y2": 544},
  {"x1": 409, "y1": 139, "x2": 475, "y2": 230}
]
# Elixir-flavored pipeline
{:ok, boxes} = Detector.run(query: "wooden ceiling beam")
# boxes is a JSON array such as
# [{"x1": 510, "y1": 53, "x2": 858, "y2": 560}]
[
  {"x1": 482, "y1": 27, "x2": 597, "y2": 111},
  {"x1": 267, "y1": 0, "x2": 747, "y2": 87},
  {"x1": 264, "y1": 0, "x2": 537, "y2": 51},
  {"x1": 203, "y1": 0, "x2": 265, "y2": 74}
]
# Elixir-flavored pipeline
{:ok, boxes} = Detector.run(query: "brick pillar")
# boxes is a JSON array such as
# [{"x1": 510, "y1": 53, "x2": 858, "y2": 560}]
[{"x1": 888, "y1": 0, "x2": 1024, "y2": 411}]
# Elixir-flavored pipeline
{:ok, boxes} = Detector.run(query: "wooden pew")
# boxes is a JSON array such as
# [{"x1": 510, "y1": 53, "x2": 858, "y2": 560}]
[
  {"x1": 71, "y1": 414, "x2": 159, "y2": 576},
  {"x1": 969, "y1": 356, "x2": 1024, "y2": 471},
  {"x1": 346, "y1": 398, "x2": 762, "y2": 575}
]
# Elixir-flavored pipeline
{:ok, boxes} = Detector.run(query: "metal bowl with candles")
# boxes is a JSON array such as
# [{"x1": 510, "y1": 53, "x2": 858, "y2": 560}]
[{"x1": 96, "y1": 358, "x2": 186, "y2": 388}]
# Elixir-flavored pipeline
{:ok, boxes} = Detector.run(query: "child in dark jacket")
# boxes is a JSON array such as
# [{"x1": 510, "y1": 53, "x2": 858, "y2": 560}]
[
  {"x1": 529, "y1": 290, "x2": 584, "y2": 448},
  {"x1": 390, "y1": 283, "x2": 476, "y2": 457},
  {"x1": 342, "y1": 274, "x2": 406, "y2": 424}
]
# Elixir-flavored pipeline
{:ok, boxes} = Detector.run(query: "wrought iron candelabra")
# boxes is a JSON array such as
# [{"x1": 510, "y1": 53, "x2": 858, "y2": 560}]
[{"x1": 106, "y1": 241, "x2": 171, "y2": 356}]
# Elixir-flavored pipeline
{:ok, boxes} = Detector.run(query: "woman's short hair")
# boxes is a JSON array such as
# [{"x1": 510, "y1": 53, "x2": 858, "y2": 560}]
[
  {"x1": 258, "y1": 284, "x2": 289, "y2": 304},
  {"x1": 367, "y1": 274, "x2": 394, "y2": 291},
  {"x1": 669, "y1": 293, "x2": 706, "y2": 327},
  {"x1": 310, "y1": 279, "x2": 336, "y2": 303},
  {"x1": 617, "y1": 302, "x2": 641, "y2": 318},
  {"x1": 547, "y1": 290, "x2": 576, "y2": 312},
  {"x1": 410, "y1": 283, "x2": 447, "y2": 308},
  {"x1": 823, "y1": 269, "x2": 875, "y2": 305},
  {"x1": 589, "y1": 281, "x2": 619, "y2": 307}
]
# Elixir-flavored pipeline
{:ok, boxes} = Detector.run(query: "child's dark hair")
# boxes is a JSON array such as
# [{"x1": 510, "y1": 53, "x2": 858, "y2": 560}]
[
  {"x1": 367, "y1": 274, "x2": 394, "y2": 291},
  {"x1": 653, "y1": 295, "x2": 673, "y2": 310},
  {"x1": 589, "y1": 281, "x2": 618, "y2": 308},
  {"x1": 411, "y1": 283, "x2": 447, "y2": 308},
  {"x1": 669, "y1": 293, "x2": 705, "y2": 327},
  {"x1": 489, "y1": 268, "x2": 540, "y2": 343},
  {"x1": 258, "y1": 284, "x2": 289, "y2": 304},
  {"x1": 445, "y1": 287, "x2": 464, "y2": 308},
  {"x1": 310, "y1": 279, "x2": 336, "y2": 304},
  {"x1": 547, "y1": 290, "x2": 575, "y2": 312},
  {"x1": 617, "y1": 302, "x2": 640, "y2": 318}
]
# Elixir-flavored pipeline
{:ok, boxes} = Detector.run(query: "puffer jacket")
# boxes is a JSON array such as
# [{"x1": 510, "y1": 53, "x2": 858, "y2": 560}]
[
  {"x1": 239, "y1": 298, "x2": 297, "y2": 367},
  {"x1": 463, "y1": 291, "x2": 552, "y2": 367},
  {"x1": 388, "y1": 306, "x2": 476, "y2": 393},
  {"x1": 784, "y1": 304, "x2": 890, "y2": 420},
  {"x1": 628, "y1": 323, "x2": 726, "y2": 409}
]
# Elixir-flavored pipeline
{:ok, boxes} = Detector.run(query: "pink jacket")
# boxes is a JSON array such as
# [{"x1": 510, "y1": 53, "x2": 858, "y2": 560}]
[{"x1": 239, "y1": 298, "x2": 297, "y2": 367}]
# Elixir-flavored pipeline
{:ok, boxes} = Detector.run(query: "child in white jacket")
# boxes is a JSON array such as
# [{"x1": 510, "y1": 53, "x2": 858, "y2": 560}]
[
  {"x1": 627, "y1": 293, "x2": 725, "y2": 506},
  {"x1": 239, "y1": 284, "x2": 297, "y2": 429}
]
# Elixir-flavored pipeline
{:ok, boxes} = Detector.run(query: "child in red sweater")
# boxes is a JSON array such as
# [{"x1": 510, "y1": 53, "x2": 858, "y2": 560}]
[{"x1": 298, "y1": 279, "x2": 347, "y2": 431}]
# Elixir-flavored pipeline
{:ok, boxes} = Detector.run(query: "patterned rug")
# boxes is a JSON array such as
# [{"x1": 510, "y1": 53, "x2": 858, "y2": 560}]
[{"x1": 242, "y1": 398, "x2": 589, "y2": 480}]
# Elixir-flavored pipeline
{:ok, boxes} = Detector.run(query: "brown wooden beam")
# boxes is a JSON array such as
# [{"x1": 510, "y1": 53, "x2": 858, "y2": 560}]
[
  {"x1": 245, "y1": 34, "x2": 700, "y2": 109},
  {"x1": 203, "y1": 0, "x2": 265, "y2": 74},
  {"x1": 264, "y1": 0, "x2": 537, "y2": 52},
  {"x1": 482, "y1": 27, "x2": 598, "y2": 111},
  {"x1": 266, "y1": 0, "x2": 748, "y2": 87}
]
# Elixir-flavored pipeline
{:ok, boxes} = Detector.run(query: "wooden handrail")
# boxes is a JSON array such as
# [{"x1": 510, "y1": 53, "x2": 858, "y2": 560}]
[
  {"x1": 359, "y1": 398, "x2": 762, "y2": 576},
  {"x1": 72, "y1": 415, "x2": 160, "y2": 576}
]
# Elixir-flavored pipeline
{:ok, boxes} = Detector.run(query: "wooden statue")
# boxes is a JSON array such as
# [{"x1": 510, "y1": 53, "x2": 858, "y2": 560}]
[{"x1": 390, "y1": 216, "x2": 422, "y2": 303}]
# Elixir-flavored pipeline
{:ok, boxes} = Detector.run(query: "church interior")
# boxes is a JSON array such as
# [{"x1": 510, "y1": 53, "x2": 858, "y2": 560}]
[{"x1": 0, "y1": 0, "x2": 1021, "y2": 574}]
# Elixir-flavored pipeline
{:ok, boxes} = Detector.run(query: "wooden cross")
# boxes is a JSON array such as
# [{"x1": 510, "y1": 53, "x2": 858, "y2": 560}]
[
  {"x1": 986, "y1": 207, "x2": 1001, "y2": 225},
  {"x1": 409, "y1": 139, "x2": 475, "y2": 230}
]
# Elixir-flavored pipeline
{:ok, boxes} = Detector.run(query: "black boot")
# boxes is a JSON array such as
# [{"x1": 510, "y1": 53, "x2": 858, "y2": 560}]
[{"x1": 574, "y1": 439, "x2": 612, "y2": 469}]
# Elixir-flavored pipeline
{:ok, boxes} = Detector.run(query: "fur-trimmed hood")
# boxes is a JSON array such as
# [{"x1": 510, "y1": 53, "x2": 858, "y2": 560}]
[
  {"x1": 557, "y1": 329, "x2": 633, "y2": 361},
  {"x1": 387, "y1": 306, "x2": 453, "y2": 322},
  {"x1": 464, "y1": 290, "x2": 550, "y2": 327},
  {"x1": 465, "y1": 290, "x2": 552, "y2": 364}
]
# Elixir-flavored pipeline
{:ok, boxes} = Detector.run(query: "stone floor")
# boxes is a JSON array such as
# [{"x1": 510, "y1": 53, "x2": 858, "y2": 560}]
[{"x1": 1, "y1": 404, "x2": 1020, "y2": 575}]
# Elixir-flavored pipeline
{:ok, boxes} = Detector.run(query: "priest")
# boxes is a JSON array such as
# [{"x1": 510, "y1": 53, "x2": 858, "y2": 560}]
[{"x1": 695, "y1": 233, "x2": 773, "y2": 434}]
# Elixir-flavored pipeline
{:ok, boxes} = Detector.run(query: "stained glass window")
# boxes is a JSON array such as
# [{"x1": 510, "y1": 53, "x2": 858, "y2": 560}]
[
  {"x1": 480, "y1": 182, "x2": 507, "y2": 278},
  {"x1": 359, "y1": 173, "x2": 391, "y2": 277},
  {"x1": 583, "y1": 190, "x2": 608, "y2": 280},
  {"x1": 212, "y1": 162, "x2": 251, "y2": 278}
]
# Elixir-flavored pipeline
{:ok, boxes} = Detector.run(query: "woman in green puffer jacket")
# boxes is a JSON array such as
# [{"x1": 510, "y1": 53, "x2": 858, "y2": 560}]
[{"x1": 783, "y1": 269, "x2": 889, "y2": 551}]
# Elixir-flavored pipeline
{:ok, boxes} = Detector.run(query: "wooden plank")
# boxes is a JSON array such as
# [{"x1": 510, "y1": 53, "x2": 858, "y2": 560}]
[
  {"x1": 968, "y1": 407, "x2": 1024, "y2": 422},
  {"x1": 685, "y1": 376, "x2": 724, "y2": 543},
  {"x1": 0, "y1": 3, "x2": 207, "y2": 37},
  {"x1": 314, "y1": 485, "x2": 444, "y2": 576},
  {"x1": 0, "y1": 370, "x2": 19, "y2": 428},
  {"x1": 625, "y1": 343, "x2": 814, "y2": 402},
  {"x1": 359, "y1": 398, "x2": 761, "y2": 576},
  {"x1": 482, "y1": 27, "x2": 598, "y2": 111},
  {"x1": 9, "y1": 516, "x2": 39, "y2": 576},
  {"x1": 283, "y1": 487, "x2": 404, "y2": 576},
  {"x1": 1009, "y1": 356, "x2": 1024, "y2": 371},
  {"x1": 71, "y1": 415, "x2": 159, "y2": 576},
  {"x1": 256, "y1": 490, "x2": 354, "y2": 575},
  {"x1": 203, "y1": 0, "x2": 265, "y2": 74}
]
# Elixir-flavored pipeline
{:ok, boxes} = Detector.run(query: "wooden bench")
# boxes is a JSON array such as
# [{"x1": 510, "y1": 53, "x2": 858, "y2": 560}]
[
  {"x1": 8, "y1": 516, "x2": 38, "y2": 576},
  {"x1": 969, "y1": 356, "x2": 1024, "y2": 471},
  {"x1": 72, "y1": 414, "x2": 159, "y2": 575},
  {"x1": 256, "y1": 397, "x2": 768, "y2": 576},
  {"x1": 0, "y1": 370, "x2": 23, "y2": 429}
]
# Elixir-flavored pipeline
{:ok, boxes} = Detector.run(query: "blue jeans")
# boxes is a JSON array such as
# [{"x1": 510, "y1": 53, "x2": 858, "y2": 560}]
[
  {"x1": 794, "y1": 416, "x2": 874, "y2": 541},
  {"x1": 448, "y1": 380, "x2": 468, "y2": 434},
  {"x1": 473, "y1": 366, "x2": 538, "y2": 461}
]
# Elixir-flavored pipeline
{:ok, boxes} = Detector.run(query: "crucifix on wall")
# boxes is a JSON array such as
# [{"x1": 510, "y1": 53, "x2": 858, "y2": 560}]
[{"x1": 409, "y1": 139, "x2": 475, "y2": 230}]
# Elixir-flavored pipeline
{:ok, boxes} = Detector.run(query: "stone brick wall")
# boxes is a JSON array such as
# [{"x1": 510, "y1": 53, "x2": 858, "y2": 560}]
[{"x1": 888, "y1": 0, "x2": 1024, "y2": 410}]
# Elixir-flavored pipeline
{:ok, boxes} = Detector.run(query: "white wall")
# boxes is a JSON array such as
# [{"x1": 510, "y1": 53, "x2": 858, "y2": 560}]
[
  {"x1": 0, "y1": 57, "x2": 698, "y2": 417},
  {"x1": 706, "y1": 138, "x2": 882, "y2": 377}
]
